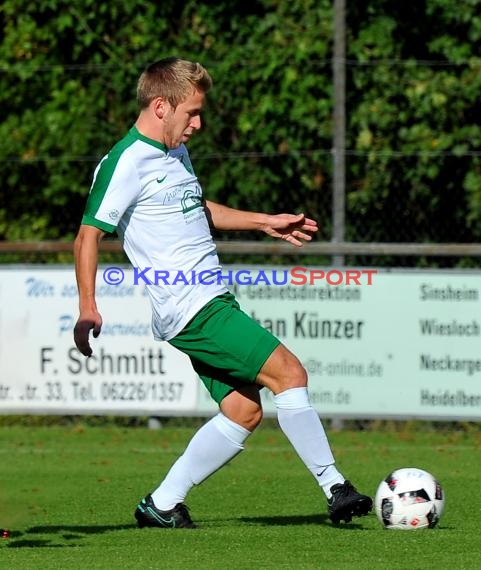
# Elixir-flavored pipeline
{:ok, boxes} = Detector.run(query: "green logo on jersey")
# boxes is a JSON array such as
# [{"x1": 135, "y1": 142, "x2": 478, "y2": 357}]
[
  {"x1": 156, "y1": 175, "x2": 167, "y2": 184},
  {"x1": 181, "y1": 188, "x2": 202, "y2": 214}
]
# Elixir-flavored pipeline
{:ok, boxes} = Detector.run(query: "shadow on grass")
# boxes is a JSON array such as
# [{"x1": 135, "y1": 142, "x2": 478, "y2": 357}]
[
  {"x1": 3, "y1": 518, "x2": 371, "y2": 547},
  {"x1": 27, "y1": 524, "x2": 136, "y2": 534},
  {"x1": 5, "y1": 524, "x2": 136, "y2": 548},
  {"x1": 238, "y1": 513, "x2": 366, "y2": 528}
]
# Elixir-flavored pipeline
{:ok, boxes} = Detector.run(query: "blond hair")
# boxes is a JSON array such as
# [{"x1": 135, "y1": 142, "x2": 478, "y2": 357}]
[{"x1": 137, "y1": 57, "x2": 212, "y2": 109}]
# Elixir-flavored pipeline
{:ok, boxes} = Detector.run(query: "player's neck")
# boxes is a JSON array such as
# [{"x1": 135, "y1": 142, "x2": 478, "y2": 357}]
[{"x1": 135, "y1": 114, "x2": 167, "y2": 147}]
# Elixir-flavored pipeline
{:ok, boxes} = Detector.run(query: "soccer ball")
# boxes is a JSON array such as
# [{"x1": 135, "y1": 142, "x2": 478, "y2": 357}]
[{"x1": 374, "y1": 467, "x2": 445, "y2": 530}]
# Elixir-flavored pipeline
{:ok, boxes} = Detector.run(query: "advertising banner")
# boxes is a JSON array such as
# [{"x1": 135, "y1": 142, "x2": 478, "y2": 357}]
[
  {"x1": 1, "y1": 266, "x2": 480, "y2": 419},
  {"x1": 0, "y1": 267, "x2": 199, "y2": 414}
]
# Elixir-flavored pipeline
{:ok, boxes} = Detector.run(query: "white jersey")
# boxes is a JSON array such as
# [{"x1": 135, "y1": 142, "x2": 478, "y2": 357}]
[{"x1": 82, "y1": 126, "x2": 227, "y2": 340}]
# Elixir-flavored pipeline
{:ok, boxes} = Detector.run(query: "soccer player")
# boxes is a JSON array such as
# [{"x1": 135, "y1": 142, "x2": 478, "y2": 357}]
[{"x1": 73, "y1": 57, "x2": 372, "y2": 528}]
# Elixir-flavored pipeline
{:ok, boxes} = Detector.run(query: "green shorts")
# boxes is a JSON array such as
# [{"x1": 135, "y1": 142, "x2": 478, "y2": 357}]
[{"x1": 168, "y1": 292, "x2": 280, "y2": 404}]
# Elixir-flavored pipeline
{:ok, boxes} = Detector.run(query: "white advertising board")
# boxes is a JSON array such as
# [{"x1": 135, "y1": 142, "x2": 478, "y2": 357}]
[
  {"x1": 1, "y1": 266, "x2": 480, "y2": 419},
  {"x1": 0, "y1": 267, "x2": 199, "y2": 414}
]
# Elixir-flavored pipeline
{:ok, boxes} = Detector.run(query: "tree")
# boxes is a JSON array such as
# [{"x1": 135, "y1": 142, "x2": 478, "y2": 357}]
[
  {"x1": 1, "y1": 0, "x2": 480, "y2": 267},
  {"x1": 346, "y1": 0, "x2": 481, "y2": 248}
]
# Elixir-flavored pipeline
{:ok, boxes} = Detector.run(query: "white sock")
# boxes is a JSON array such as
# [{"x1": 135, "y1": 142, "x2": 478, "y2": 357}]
[
  {"x1": 151, "y1": 413, "x2": 250, "y2": 510},
  {"x1": 274, "y1": 387, "x2": 344, "y2": 498}
]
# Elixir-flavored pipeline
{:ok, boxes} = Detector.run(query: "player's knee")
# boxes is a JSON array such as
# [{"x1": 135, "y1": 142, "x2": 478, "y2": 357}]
[
  {"x1": 220, "y1": 388, "x2": 263, "y2": 431},
  {"x1": 243, "y1": 404, "x2": 263, "y2": 431},
  {"x1": 256, "y1": 344, "x2": 308, "y2": 394},
  {"x1": 224, "y1": 403, "x2": 262, "y2": 431},
  {"x1": 264, "y1": 358, "x2": 307, "y2": 393},
  {"x1": 279, "y1": 360, "x2": 307, "y2": 390}
]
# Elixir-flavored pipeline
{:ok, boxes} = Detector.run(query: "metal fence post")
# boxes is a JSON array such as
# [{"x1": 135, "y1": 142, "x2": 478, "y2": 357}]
[{"x1": 332, "y1": 0, "x2": 346, "y2": 268}]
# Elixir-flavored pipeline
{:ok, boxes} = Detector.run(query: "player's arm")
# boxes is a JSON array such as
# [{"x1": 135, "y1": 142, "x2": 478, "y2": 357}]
[
  {"x1": 204, "y1": 200, "x2": 318, "y2": 247},
  {"x1": 73, "y1": 224, "x2": 106, "y2": 356}
]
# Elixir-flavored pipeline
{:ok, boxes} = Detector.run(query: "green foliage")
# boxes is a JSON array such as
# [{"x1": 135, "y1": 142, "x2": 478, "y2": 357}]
[
  {"x1": 0, "y1": 0, "x2": 334, "y2": 244},
  {"x1": 347, "y1": 1, "x2": 481, "y2": 244},
  {"x1": 0, "y1": 0, "x2": 480, "y2": 254}
]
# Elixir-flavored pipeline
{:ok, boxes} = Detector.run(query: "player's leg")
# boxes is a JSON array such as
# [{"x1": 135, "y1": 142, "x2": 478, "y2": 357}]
[
  {"x1": 257, "y1": 343, "x2": 372, "y2": 523},
  {"x1": 135, "y1": 384, "x2": 262, "y2": 529},
  {"x1": 135, "y1": 294, "x2": 275, "y2": 528},
  {"x1": 151, "y1": 383, "x2": 261, "y2": 508},
  {"x1": 219, "y1": 383, "x2": 263, "y2": 431}
]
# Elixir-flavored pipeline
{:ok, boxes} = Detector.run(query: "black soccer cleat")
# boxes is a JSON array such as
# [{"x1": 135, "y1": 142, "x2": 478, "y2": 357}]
[
  {"x1": 135, "y1": 494, "x2": 197, "y2": 529},
  {"x1": 327, "y1": 480, "x2": 373, "y2": 524}
]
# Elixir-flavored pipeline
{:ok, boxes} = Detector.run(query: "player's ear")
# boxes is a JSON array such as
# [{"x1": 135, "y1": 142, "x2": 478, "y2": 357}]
[{"x1": 152, "y1": 97, "x2": 168, "y2": 119}]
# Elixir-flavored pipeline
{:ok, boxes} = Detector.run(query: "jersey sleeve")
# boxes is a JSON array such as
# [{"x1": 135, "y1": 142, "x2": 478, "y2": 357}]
[{"x1": 81, "y1": 149, "x2": 141, "y2": 233}]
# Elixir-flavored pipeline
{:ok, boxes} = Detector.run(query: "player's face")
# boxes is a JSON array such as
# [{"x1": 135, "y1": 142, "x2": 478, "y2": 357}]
[{"x1": 163, "y1": 89, "x2": 205, "y2": 149}]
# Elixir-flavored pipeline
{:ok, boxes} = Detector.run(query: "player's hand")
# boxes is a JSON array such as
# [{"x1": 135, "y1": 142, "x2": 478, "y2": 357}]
[
  {"x1": 74, "y1": 311, "x2": 103, "y2": 357},
  {"x1": 262, "y1": 213, "x2": 318, "y2": 247}
]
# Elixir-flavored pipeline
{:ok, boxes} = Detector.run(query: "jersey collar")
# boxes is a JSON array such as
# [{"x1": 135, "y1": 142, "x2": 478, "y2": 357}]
[{"x1": 130, "y1": 126, "x2": 169, "y2": 153}]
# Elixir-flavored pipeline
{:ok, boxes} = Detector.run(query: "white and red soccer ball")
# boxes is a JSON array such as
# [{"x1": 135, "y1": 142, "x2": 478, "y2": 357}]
[{"x1": 375, "y1": 467, "x2": 445, "y2": 530}]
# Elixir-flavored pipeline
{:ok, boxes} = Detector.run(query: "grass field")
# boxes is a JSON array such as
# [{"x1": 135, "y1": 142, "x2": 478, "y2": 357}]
[{"x1": 0, "y1": 422, "x2": 480, "y2": 569}]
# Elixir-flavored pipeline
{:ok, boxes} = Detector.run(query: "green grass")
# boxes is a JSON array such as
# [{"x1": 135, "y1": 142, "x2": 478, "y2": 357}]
[{"x1": 0, "y1": 424, "x2": 480, "y2": 569}]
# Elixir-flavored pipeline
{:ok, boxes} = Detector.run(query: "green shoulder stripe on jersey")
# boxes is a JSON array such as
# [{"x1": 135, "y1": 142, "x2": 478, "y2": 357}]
[
  {"x1": 83, "y1": 129, "x2": 138, "y2": 226},
  {"x1": 81, "y1": 214, "x2": 116, "y2": 233},
  {"x1": 82, "y1": 126, "x2": 168, "y2": 231}
]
